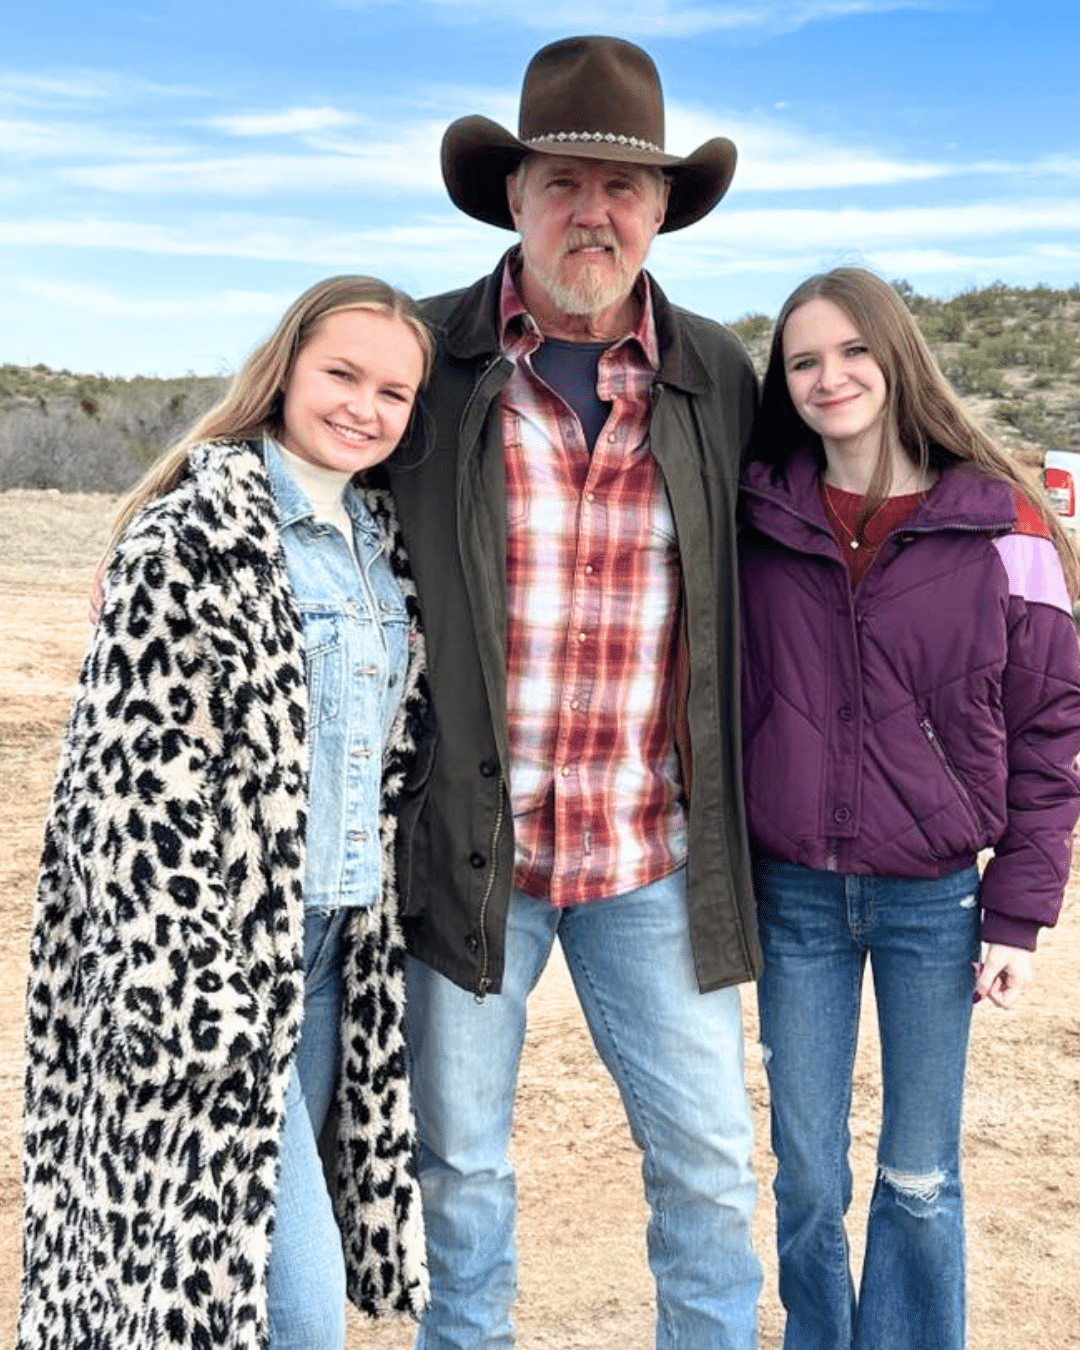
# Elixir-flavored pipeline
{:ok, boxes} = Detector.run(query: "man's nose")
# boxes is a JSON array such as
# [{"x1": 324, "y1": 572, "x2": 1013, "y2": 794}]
[{"x1": 570, "y1": 181, "x2": 609, "y2": 226}]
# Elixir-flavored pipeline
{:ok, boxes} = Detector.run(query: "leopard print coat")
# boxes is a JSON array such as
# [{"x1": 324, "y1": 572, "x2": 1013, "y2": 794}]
[{"x1": 19, "y1": 442, "x2": 428, "y2": 1349}]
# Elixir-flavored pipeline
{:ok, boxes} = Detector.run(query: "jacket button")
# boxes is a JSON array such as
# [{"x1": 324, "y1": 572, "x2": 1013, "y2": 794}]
[
  {"x1": 838, "y1": 705, "x2": 853, "y2": 722},
  {"x1": 479, "y1": 757, "x2": 498, "y2": 778},
  {"x1": 469, "y1": 852, "x2": 486, "y2": 869},
  {"x1": 834, "y1": 806, "x2": 851, "y2": 824},
  {"x1": 465, "y1": 933, "x2": 479, "y2": 954}
]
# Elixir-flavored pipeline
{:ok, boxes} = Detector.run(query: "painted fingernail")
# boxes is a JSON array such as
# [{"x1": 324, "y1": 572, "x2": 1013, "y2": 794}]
[{"x1": 972, "y1": 991, "x2": 983, "y2": 1004}]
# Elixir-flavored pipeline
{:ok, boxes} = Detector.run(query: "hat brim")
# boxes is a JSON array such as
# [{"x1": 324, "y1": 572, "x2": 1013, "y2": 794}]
[{"x1": 441, "y1": 115, "x2": 736, "y2": 234}]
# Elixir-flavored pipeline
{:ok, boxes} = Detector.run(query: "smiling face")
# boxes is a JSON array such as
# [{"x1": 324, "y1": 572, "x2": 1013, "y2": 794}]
[
  {"x1": 782, "y1": 297, "x2": 890, "y2": 463},
  {"x1": 506, "y1": 154, "x2": 668, "y2": 336},
  {"x1": 278, "y1": 307, "x2": 425, "y2": 474}
]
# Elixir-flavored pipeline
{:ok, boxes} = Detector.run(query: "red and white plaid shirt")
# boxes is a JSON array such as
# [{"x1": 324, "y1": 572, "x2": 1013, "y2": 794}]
[{"x1": 500, "y1": 256, "x2": 687, "y2": 907}]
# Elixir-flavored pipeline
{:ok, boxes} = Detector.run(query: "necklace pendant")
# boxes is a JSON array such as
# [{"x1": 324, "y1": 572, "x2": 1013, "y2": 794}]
[{"x1": 850, "y1": 539, "x2": 859, "y2": 550}]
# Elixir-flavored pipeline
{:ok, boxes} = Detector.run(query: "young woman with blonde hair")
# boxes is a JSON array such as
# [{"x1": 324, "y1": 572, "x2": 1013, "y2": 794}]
[
  {"x1": 739, "y1": 266, "x2": 1080, "y2": 1350},
  {"x1": 20, "y1": 276, "x2": 434, "y2": 1350}
]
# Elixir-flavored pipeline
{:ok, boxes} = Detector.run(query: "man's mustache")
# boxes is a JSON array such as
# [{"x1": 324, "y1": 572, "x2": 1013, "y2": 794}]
[{"x1": 559, "y1": 228, "x2": 620, "y2": 260}]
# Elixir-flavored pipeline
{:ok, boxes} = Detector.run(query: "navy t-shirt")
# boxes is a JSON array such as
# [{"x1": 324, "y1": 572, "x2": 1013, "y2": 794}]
[{"x1": 531, "y1": 337, "x2": 613, "y2": 451}]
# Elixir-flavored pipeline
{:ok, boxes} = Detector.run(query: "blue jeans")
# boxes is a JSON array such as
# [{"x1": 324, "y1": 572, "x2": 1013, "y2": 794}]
[
  {"x1": 266, "y1": 910, "x2": 350, "y2": 1349},
  {"x1": 405, "y1": 868, "x2": 761, "y2": 1350},
  {"x1": 754, "y1": 859, "x2": 981, "y2": 1350}
]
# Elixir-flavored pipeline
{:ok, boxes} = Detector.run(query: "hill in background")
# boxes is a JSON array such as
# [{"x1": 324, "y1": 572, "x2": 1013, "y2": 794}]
[
  {"x1": 728, "y1": 280, "x2": 1080, "y2": 469},
  {"x1": 1, "y1": 280, "x2": 1077, "y2": 493}
]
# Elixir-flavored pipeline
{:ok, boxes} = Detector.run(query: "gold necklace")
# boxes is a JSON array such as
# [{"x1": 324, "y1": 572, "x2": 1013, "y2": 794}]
[{"x1": 821, "y1": 482, "x2": 876, "y2": 553}]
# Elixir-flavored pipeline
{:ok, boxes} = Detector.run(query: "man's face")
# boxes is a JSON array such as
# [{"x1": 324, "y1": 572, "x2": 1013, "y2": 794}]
[{"x1": 506, "y1": 155, "x2": 669, "y2": 320}]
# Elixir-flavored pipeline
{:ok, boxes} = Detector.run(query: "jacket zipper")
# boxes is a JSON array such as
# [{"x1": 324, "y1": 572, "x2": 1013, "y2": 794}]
[
  {"x1": 473, "y1": 777, "x2": 506, "y2": 999},
  {"x1": 918, "y1": 716, "x2": 981, "y2": 828}
]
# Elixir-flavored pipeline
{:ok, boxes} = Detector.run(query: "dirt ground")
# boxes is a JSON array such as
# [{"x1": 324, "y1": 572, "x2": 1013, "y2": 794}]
[{"x1": 1, "y1": 488, "x2": 1078, "y2": 1349}]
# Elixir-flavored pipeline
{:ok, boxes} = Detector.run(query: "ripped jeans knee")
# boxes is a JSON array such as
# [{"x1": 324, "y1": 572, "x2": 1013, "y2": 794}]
[{"x1": 877, "y1": 1162, "x2": 949, "y2": 1217}]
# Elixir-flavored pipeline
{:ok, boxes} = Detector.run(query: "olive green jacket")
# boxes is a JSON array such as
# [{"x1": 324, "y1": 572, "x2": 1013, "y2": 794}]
[{"x1": 389, "y1": 254, "x2": 762, "y2": 995}]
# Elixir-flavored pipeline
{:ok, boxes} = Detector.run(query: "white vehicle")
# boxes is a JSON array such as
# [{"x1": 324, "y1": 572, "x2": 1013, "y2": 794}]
[{"x1": 1043, "y1": 449, "x2": 1080, "y2": 539}]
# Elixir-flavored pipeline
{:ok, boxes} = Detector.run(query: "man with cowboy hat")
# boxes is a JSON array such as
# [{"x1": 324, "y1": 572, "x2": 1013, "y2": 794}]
[{"x1": 387, "y1": 35, "x2": 762, "y2": 1349}]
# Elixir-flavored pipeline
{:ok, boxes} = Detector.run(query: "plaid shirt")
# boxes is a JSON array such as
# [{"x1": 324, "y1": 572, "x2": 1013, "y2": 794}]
[{"x1": 500, "y1": 258, "x2": 687, "y2": 907}]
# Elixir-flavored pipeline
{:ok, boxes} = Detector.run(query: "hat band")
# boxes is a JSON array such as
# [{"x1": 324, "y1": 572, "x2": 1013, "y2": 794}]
[{"x1": 525, "y1": 129, "x2": 664, "y2": 155}]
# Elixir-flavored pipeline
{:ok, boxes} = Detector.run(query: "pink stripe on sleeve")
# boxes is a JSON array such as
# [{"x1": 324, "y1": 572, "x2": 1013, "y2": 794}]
[{"x1": 993, "y1": 534, "x2": 1073, "y2": 614}]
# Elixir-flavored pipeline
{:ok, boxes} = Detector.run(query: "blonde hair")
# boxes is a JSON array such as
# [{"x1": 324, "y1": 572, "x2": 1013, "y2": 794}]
[
  {"x1": 755, "y1": 267, "x2": 1078, "y2": 594},
  {"x1": 108, "y1": 275, "x2": 434, "y2": 551}
]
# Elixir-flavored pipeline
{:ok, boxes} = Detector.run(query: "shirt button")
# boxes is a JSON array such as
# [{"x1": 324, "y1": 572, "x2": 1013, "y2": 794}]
[
  {"x1": 577, "y1": 631, "x2": 587, "y2": 642},
  {"x1": 349, "y1": 829, "x2": 370, "y2": 842},
  {"x1": 584, "y1": 564, "x2": 594, "y2": 575},
  {"x1": 607, "y1": 432, "x2": 617, "y2": 443},
  {"x1": 586, "y1": 491, "x2": 595, "y2": 502},
  {"x1": 351, "y1": 746, "x2": 373, "y2": 758},
  {"x1": 834, "y1": 807, "x2": 851, "y2": 824},
  {"x1": 469, "y1": 852, "x2": 486, "y2": 870},
  {"x1": 570, "y1": 699, "x2": 580, "y2": 710},
  {"x1": 838, "y1": 705, "x2": 853, "y2": 722},
  {"x1": 560, "y1": 766, "x2": 571, "y2": 778}
]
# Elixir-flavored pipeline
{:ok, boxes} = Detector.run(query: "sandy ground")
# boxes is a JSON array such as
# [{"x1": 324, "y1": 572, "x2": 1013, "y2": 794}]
[{"x1": 1, "y1": 488, "x2": 1078, "y2": 1349}]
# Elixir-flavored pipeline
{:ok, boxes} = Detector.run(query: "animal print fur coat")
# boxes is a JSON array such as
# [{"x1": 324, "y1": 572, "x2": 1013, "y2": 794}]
[{"x1": 18, "y1": 441, "x2": 428, "y2": 1349}]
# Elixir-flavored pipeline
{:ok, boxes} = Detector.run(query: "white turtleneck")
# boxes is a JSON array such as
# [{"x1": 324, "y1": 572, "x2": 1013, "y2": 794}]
[{"x1": 275, "y1": 441, "x2": 357, "y2": 559}]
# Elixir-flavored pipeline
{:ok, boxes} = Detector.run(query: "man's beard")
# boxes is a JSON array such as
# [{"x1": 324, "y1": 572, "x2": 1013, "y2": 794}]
[{"x1": 526, "y1": 228, "x2": 635, "y2": 317}]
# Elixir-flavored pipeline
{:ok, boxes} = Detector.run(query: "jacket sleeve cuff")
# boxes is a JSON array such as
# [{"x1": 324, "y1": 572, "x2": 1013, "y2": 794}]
[{"x1": 979, "y1": 908, "x2": 1041, "y2": 951}]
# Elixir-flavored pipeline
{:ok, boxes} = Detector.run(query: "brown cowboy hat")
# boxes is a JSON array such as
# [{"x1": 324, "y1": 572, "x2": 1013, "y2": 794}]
[{"x1": 441, "y1": 35, "x2": 737, "y2": 234}]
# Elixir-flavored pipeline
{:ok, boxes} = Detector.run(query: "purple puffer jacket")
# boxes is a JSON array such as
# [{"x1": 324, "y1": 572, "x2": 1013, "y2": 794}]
[{"x1": 739, "y1": 446, "x2": 1080, "y2": 949}]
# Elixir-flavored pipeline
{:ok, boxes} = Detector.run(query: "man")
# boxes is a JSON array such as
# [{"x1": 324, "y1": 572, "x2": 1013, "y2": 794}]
[{"x1": 387, "y1": 35, "x2": 763, "y2": 1350}]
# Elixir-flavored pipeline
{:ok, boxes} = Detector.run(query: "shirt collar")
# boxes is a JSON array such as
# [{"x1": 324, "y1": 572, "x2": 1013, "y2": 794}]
[
  {"x1": 498, "y1": 246, "x2": 660, "y2": 371},
  {"x1": 263, "y1": 435, "x2": 312, "y2": 528}
]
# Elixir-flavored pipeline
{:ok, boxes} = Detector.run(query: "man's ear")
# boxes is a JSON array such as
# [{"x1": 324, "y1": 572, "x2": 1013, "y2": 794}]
[
  {"x1": 506, "y1": 168, "x2": 523, "y2": 230},
  {"x1": 656, "y1": 175, "x2": 672, "y2": 229}
]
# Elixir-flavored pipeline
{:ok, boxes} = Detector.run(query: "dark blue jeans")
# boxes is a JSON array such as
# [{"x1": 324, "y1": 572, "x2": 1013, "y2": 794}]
[{"x1": 754, "y1": 859, "x2": 981, "y2": 1350}]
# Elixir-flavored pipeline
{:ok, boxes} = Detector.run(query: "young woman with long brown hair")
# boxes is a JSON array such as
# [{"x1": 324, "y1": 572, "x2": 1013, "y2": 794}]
[{"x1": 739, "y1": 267, "x2": 1080, "y2": 1350}]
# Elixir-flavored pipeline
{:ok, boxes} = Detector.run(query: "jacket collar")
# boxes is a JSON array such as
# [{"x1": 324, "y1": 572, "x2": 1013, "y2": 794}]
[
  {"x1": 438, "y1": 249, "x2": 714, "y2": 395},
  {"x1": 741, "y1": 443, "x2": 1018, "y2": 549}
]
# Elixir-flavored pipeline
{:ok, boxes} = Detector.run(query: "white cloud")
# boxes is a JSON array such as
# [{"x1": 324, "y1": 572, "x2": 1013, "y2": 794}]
[
  {"x1": 332, "y1": 0, "x2": 943, "y2": 39},
  {"x1": 62, "y1": 143, "x2": 444, "y2": 194},
  {"x1": 0, "y1": 117, "x2": 187, "y2": 162},
  {"x1": 21, "y1": 278, "x2": 292, "y2": 322},
  {"x1": 0, "y1": 70, "x2": 202, "y2": 107},
  {"x1": 206, "y1": 106, "x2": 362, "y2": 137}
]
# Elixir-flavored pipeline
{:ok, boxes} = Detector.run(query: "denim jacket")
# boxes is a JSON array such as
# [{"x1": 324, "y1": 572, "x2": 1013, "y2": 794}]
[{"x1": 265, "y1": 438, "x2": 409, "y2": 909}]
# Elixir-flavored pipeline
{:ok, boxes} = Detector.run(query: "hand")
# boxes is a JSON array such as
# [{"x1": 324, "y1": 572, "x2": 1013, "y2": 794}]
[{"x1": 974, "y1": 943, "x2": 1034, "y2": 1009}]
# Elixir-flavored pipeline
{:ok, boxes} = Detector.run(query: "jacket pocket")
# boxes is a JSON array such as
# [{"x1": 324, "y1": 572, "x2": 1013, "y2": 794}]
[
  {"x1": 919, "y1": 716, "x2": 983, "y2": 834},
  {"x1": 299, "y1": 609, "x2": 343, "y2": 731}
]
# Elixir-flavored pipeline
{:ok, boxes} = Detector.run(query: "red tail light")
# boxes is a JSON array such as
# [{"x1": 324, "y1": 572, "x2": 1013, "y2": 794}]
[{"x1": 1044, "y1": 466, "x2": 1075, "y2": 517}]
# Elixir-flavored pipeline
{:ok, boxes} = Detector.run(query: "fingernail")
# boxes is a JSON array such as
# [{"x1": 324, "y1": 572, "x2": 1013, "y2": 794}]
[{"x1": 972, "y1": 991, "x2": 983, "y2": 1004}]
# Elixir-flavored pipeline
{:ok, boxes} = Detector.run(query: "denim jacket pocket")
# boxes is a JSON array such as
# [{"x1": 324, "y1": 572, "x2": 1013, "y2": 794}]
[{"x1": 299, "y1": 608, "x2": 343, "y2": 731}]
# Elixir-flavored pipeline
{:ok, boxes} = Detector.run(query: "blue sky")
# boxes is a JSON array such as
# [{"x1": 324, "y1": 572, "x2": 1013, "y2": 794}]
[{"x1": 2, "y1": 1, "x2": 1077, "y2": 376}]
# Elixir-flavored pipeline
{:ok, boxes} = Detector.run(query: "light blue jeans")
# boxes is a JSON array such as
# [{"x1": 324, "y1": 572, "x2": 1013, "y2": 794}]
[
  {"x1": 405, "y1": 868, "x2": 761, "y2": 1350},
  {"x1": 754, "y1": 859, "x2": 981, "y2": 1350},
  {"x1": 266, "y1": 910, "x2": 350, "y2": 1349}
]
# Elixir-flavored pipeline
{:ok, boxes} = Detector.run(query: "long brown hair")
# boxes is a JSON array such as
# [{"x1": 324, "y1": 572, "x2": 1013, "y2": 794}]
[
  {"x1": 754, "y1": 267, "x2": 1078, "y2": 594},
  {"x1": 107, "y1": 275, "x2": 435, "y2": 551}
]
